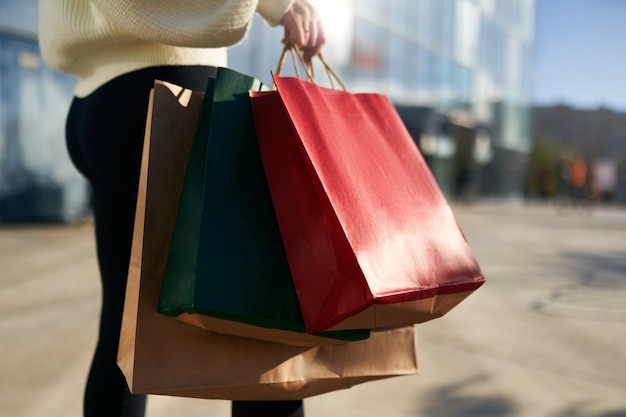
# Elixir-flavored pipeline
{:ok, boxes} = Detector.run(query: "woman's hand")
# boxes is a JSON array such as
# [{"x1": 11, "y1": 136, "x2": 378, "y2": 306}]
[{"x1": 279, "y1": 0, "x2": 326, "y2": 61}]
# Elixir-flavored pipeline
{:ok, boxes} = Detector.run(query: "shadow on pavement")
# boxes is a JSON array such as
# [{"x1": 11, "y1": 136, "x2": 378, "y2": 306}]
[
  {"x1": 560, "y1": 251, "x2": 626, "y2": 287},
  {"x1": 531, "y1": 250, "x2": 626, "y2": 322},
  {"x1": 552, "y1": 404, "x2": 626, "y2": 417},
  {"x1": 420, "y1": 376, "x2": 515, "y2": 417},
  {"x1": 419, "y1": 376, "x2": 626, "y2": 417}
]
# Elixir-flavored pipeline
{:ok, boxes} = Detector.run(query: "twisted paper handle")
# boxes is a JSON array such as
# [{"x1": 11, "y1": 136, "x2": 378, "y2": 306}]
[{"x1": 274, "y1": 43, "x2": 346, "y2": 91}]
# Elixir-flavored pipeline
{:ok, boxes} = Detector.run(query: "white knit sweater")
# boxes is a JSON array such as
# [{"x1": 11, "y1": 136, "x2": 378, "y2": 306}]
[{"x1": 38, "y1": 0, "x2": 294, "y2": 97}]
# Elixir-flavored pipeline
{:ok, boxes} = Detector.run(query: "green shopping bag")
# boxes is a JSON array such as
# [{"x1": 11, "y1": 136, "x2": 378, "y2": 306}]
[{"x1": 158, "y1": 67, "x2": 369, "y2": 346}]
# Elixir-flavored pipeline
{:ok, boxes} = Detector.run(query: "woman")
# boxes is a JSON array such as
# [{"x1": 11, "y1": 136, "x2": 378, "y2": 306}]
[{"x1": 37, "y1": 1, "x2": 325, "y2": 416}]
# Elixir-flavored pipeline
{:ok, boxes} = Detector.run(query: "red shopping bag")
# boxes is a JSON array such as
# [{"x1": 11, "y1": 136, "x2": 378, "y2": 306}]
[{"x1": 249, "y1": 74, "x2": 485, "y2": 333}]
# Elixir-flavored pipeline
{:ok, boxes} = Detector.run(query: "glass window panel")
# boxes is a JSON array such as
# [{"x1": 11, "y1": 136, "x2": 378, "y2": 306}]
[
  {"x1": 0, "y1": 0, "x2": 38, "y2": 35},
  {"x1": 418, "y1": 0, "x2": 446, "y2": 50},
  {"x1": 479, "y1": 17, "x2": 505, "y2": 84},
  {"x1": 406, "y1": 2, "x2": 420, "y2": 37},
  {"x1": 478, "y1": 0, "x2": 496, "y2": 16},
  {"x1": 388, "y1": 32, "x2": 406, "y2": 90},
  {"x1": 416, "y1": 48, "x2": 448, "y2": 106},
  {"x1": 496, "y1": 0, "x2": 521, "y2": 32},
  {"x1": 417, "y1": 47, "x2": 432, "y2": 101},
  {"x1": 406, "y1": 43, "x2": 418, "y2": 89},
  {"x1": 521, "y1": 43, "x2": 533, "y2": 94},
  {"x1": 446, "y1": 62, "x2": 474, "y2": 111},
  {"x1": 348, "y1": 18, "x2": 386, "y2": 91},
  {"x1": 438, "y1": 57, "x2": 449, "y2": 95},
  {"x1": 390, "y1": 0, "x2": 409, "y2": 33},
  {"x1": 359, "y1": 0, "x2": 390, "y2": 27},
  {"x1": 454, "y1": 0, "x2": 480, "y2": 67},
  {"x1": 505, "y1": 35, "x2": 522, "y2": 91},
  {"x1": 442, "y1": 0, "x2": 455, "y2": 56},
  {"x1": 0, "y1": 36, "x2": 87, "y2": 218}
]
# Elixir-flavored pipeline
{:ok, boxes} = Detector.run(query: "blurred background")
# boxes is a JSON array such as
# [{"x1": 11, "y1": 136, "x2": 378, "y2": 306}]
[
  {"x1": 1, "y1": 2, "x2": 625, "y2": 417},
  {"x1": 1, "y1": 0, "x2": 625, "y2": 222}
]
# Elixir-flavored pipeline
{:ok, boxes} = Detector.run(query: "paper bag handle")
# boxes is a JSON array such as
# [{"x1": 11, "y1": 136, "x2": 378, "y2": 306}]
[{"x1": 274, "y1": 44, "x2": 346, "y2": 91}]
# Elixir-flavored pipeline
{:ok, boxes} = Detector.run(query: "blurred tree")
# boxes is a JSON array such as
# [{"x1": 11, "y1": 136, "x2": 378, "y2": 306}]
[{"x1": 525, "y1": 136, "x2": 562, "y2": 199}]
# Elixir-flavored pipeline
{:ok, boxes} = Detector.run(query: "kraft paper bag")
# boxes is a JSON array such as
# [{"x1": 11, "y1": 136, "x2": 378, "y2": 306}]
[
  {"x1": 117, "y1": 80, "x2": 418, "y2": 400},
  {"x1": 250, "y1": 74, "x2": 485, "y2": 333},
  {"x1": 157, "y1": 68, "x2": 368, "y2": 346}
]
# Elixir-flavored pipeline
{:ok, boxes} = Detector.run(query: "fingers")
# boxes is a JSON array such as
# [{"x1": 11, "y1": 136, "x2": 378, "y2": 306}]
[
  {"x1": 303, "y1": 24, "x2": 325, "y2": 61},
  {"x1": 279, "y1": 0, "x2": 325, "y2": 61},
  {"x1": 293, "y1": 0, "x2": 311, "y2": 45}
]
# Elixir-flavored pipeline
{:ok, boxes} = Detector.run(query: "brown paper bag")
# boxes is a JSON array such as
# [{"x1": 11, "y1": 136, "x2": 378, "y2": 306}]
[{"x1": 117, "y1": 80, "x2": 418, "y2": 400}]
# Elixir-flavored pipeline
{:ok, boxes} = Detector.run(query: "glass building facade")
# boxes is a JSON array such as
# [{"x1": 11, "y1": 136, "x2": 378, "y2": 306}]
[
  {"x1": 231, "y1": 0, "x2": 536, "y2": 199},
  {"x1": 0, "y1": 0, "x2": 87, "y2": 222},
  {"x1": 0, "y1": 0, "x2": 534, "y2": 221}
]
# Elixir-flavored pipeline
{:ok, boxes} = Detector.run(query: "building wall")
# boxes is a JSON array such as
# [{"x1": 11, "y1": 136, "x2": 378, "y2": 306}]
[
  {"x1": 0, "y1": 0, "x2": 88, "y2": 222},
  {"x1": 0, "y1": 0, "x2": 535, "y2": 222},
  {"x1": 230, "y1": 0, "x2": 536, "y2": 199},
  {"x1": 531, "y1": 105, "x2": 626, "y2": 202},
  {"x1": 532, "y1": 105, "x2": 626, "y2": 160}
]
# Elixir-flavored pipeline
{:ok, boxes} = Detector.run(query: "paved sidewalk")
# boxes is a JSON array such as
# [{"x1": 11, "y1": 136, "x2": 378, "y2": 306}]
[{"x1": 1, "y1": 202, "x2": 625, "y2": 417}]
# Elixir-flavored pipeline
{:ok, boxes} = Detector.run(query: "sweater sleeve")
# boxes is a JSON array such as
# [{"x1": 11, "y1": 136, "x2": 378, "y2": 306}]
[
  {"x1": 88, "y1": 0, "x2": 264, "y2": 48},
  {"x1": 256, "y1": 0, "x2": 295, "y2": 27}
]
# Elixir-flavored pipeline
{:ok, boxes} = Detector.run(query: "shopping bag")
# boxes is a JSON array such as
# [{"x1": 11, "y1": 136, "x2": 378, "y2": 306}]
[
  {"x1": 156, "y1": 68, "x2": 368, "y2": 346},
  {"x1": 117, "y1": 80, "x2": 418, "y2": 400},
  {"x1": 249, "y1": 70, "x2": 485, "y2": 333}
]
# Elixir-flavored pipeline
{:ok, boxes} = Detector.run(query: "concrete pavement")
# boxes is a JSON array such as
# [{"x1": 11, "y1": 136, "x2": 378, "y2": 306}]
[{"x1": 1, "y1": 202, "x2": 625, "y2": 417}]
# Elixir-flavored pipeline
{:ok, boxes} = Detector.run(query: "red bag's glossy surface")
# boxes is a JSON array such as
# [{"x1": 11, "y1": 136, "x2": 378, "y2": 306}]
[{"x1": 250, "y1": 76, "x2": 485, "y2": 333}]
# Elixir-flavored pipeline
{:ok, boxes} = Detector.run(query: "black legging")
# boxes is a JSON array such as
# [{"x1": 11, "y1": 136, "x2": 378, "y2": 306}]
[{"x1": 65, "y1": 65, "x2": 304, "y2": 417}]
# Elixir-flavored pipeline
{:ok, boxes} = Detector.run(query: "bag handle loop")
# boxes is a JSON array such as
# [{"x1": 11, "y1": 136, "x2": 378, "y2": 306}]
[{"x1": 274, "y1": 43, "x2": 346, "y2": 91}]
